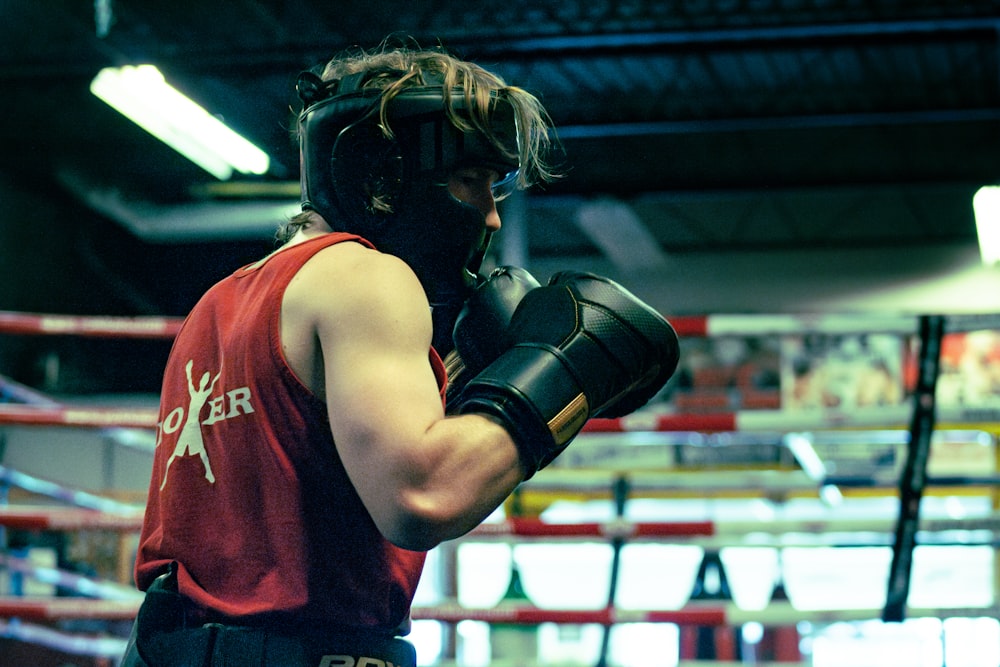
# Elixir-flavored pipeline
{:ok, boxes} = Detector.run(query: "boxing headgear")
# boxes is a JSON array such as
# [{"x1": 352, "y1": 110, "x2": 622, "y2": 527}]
[{"x1": 296, "y1": 70, "x2": 521, "y2": 352}]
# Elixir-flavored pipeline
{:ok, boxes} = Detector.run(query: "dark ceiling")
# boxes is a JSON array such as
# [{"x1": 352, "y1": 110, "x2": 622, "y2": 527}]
[{"x1": 2, "y1": 1, "x2": 1000, "y2": 305}]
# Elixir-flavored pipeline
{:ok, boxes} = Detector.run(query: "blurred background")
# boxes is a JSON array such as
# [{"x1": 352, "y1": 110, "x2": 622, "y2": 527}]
[{"x1": 2, "y1": 2, "x2": 1000, "y2": 665}]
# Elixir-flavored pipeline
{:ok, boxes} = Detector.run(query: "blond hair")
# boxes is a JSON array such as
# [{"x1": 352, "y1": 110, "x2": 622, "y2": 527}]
[{"x1": 277, "y1": 40, "x2": 558, "y2": 244}]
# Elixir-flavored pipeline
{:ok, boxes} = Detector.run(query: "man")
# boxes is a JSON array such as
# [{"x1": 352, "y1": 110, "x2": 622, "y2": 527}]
[{"x1": 122, "y1": 40, "x2": 679, "y2": 666}]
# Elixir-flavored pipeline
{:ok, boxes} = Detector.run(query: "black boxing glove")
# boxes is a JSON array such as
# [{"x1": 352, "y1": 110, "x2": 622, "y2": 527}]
[
  {"x1": 453, "y1": 272, "x2": 680, "y2": 477},
  {"x1": 444, "y1": 266, "x2": 540, "y2": 409},
  {"x1": 548, "y1": 271, "x2": 680, "y2": 419}
]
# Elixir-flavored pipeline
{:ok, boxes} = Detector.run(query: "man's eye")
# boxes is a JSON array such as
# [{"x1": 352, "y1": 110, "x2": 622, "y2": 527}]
[{"x1": 455, "y1": 168, "x2": 499, "y2": 184}]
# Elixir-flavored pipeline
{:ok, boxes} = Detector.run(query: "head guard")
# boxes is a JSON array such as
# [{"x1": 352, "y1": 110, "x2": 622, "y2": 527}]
[{"x1": 296, "y1": 70, "x2": 521, "y2": 353}]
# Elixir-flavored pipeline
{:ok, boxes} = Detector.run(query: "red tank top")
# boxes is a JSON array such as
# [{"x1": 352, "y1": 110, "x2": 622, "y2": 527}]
[{"x1": 135, "y1": 233, "x2": 441, "y2": 633}]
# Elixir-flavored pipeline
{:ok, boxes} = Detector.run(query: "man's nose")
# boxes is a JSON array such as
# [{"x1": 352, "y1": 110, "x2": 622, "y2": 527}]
[{"x1": 484, "y1": 204, "x2": 502, "y2": 232}]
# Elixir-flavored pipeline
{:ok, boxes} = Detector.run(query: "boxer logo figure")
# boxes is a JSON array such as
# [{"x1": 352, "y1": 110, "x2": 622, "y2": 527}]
[{"x1": 160, "y1": 360, "x2": 218, "y2": 489}]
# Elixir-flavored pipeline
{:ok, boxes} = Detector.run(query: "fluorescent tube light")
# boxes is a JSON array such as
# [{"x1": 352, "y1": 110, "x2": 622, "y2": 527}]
[
  {"x1": 973, "y1": 185, "x2": 1000, "y2": 266},
  {"x1": 90, "y1": 65, "x2": 269, "y2": 180}
]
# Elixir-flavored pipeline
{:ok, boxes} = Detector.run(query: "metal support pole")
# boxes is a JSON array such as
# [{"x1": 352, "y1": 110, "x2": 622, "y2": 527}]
[
  {"x1": 883, "y1": 315, "x2": 945, "y2": 622},
  {"x1": 596, "y1": 475, "x2": 629, "y2": 667}
]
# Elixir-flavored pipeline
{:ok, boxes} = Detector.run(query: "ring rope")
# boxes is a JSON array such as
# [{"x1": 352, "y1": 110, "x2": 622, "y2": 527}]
[
  {"x1": 4, "y1": 401, "x2": 1000, "y2": 433},
  {"x1": 0, "y1": 596, "x2": 993, "y2": 627},
  {"x1": 0, "y1": 506, "x2": 143, "y2": 531},
  {"x1": 2, "y1": 506, "x2": 997, "y2": 537},
  {"x1": 4, "y1": 310, "x2": 1000, "y2": 339},
  {"x1": 0, "y1": 618, "x2": 127, "y2": 658},
  {"x1": 465, "y1": 514, "x2": 1000, "y2": 539},
  {"x1": 670, "y1": 313, "x2": 1000, "y2": 337},
  {"x1": 524, "y1": 468, "x2": 1000, "y2": 495},
  {"x1": 0, "y1": 465, "x2": 144, "y2": 514},
  {"x1": 0, "y1": 376, "x2": 60, "y2": 406},
  {"x1": 0, "y1": 403, "x2": 159, "y2": 429},
  {"x1": 1, "y1": 555, "x2": 143, "y2": 601},
  {"x1": 410, "y1": 601, "x2": 1000, "y2": 626},
  {"x1": 0, "y1": 597, "x2": 140, "y2": 621},
  {"x1": 0, "y1": 311, "x2": 182, "y2": 339}
]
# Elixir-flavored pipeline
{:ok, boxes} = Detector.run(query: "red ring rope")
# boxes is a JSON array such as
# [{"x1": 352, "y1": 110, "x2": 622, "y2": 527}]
[
  {"x1": 4, "y1": 310, "x2": 1000, "y2": 341},
  {"x1": 0, "y1": 311, "x2": 182, "y2": 339}
]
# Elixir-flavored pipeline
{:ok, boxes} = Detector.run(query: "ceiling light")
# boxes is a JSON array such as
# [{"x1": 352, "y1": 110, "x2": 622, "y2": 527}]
[
  {"x1": 973, "y1": 185, "x2": 1000, "y2": 266},
  {"x1": 90, "y1": 65, "x2": 270, "y2": 180}
]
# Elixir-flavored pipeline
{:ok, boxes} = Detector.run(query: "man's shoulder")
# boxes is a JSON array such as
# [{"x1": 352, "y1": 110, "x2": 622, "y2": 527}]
[
  {"x1": 290, "y1": 238, "x2": 426, "y2": 311},
  {"x1": 305, "y1": 237, "x2": 414, "y2": 280}
]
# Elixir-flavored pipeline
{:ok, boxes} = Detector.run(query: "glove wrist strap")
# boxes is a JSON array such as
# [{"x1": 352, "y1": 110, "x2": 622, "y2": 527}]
[{"x1": 456, "y1": 345, "x2": 592, "y2": 477}]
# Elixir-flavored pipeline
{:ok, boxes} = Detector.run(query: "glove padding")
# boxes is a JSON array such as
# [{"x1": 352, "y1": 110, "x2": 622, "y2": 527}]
[
  {"x1": 454, "y1": 271, "x2": 680, "y2": 477},
  {"x1": 444, "y1": 266, "x2": 540, "y2": 408}
]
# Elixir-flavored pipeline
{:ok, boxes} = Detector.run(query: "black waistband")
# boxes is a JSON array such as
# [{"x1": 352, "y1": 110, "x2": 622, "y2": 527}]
[{"x1": 127, "y1": 566, "x2": 416, "y2": 667}]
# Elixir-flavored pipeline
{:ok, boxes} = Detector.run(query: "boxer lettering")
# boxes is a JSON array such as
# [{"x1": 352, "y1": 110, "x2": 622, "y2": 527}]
[
  {"x1": 155, "y1": 360, "x2": 256, "y2": 489},
  {"x1": 202, "y1": 386, "x2": 255, "y2": 425},
  {"x1": 155, "y1": 363, "x2": 255, "y2": 441},
  {"x1": 157, "y1": 407, "x2": 184, "y2": 443}
]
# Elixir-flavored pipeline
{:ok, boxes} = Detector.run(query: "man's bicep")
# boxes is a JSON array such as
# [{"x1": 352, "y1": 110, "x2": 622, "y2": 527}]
[
  {"x1": 327, "y1": 345, "x2": 443, "y2": 439},
  {"x1": 316, "y1": 260, "x2": 444, "y2": 472}
]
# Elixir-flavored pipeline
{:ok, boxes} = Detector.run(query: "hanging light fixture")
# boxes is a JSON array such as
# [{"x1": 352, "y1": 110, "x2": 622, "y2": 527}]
[
  {"x1": 90, "y1": 64, "x2": 270, "y2": 181},
  {"x1": 973, "y1": 185, "x2": 1000, "y2": 266}
]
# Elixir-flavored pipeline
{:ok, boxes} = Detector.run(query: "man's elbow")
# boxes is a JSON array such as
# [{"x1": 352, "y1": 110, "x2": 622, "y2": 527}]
[{"x1": 380, "y1": 490, "x2": 472, "y2": 551}]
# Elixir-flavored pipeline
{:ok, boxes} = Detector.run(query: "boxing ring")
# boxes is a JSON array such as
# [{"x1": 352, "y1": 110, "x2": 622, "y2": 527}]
[{"x1": 1, "y1": 309, "x2": 999, "y2": 665}]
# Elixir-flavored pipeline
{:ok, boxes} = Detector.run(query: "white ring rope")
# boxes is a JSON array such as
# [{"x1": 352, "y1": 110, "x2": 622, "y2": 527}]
[
  {"x1": 0, "y1": 595, "x2": 994, "y2": 627},
  {"x1": 4, "y1": 310, "x2": 1000, "y2": 339}
]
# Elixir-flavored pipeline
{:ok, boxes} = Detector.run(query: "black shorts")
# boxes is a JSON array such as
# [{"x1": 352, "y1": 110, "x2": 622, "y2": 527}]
[{"x1": 120, "y1": 567, "x2": 416, "y2": 667}]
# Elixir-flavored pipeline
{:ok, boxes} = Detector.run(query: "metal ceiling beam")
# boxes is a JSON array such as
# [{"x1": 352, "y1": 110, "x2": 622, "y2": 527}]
[
  {"x1": 463, "y1": 16, "x2": 1000, "y2": 58},
  {"x1": 4, "y1": 10, "x2": 996, "y2": 81},
  {"x1": 57, "y1": 170, "x2": 296, "y2": 242},
  {"x1": 556, "y1": 107, "x2": 1000, "y2": 139}
]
